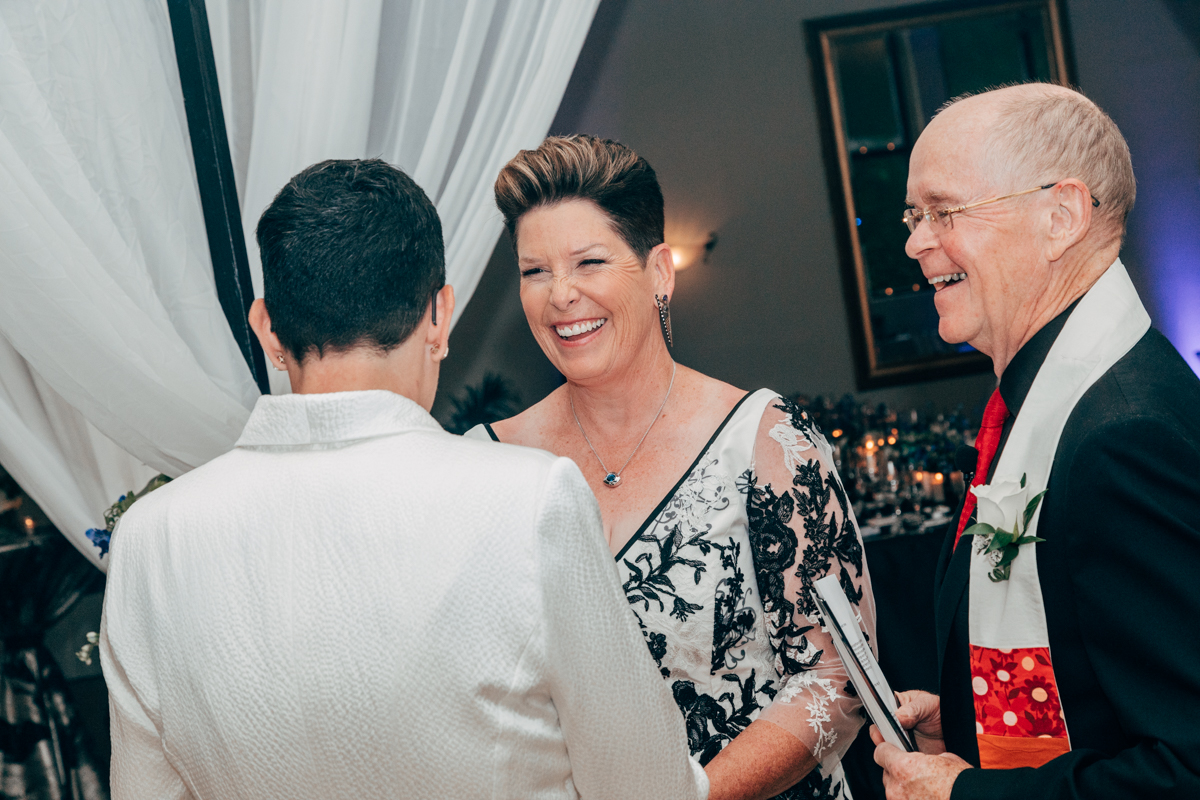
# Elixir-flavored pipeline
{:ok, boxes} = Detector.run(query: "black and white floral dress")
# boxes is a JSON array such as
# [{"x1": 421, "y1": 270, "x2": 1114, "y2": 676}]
[
  {"x1": 473, "y1": 389, "x2": 874, "y2": 800},
  {"x1": 618, "y1": 389, "x2": 873, "y2": 800}
]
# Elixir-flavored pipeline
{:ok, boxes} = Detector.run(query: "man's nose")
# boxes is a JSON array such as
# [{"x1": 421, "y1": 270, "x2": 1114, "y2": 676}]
[{"x1": 905, "y1": 218, "x2": 938, "y2": 260}]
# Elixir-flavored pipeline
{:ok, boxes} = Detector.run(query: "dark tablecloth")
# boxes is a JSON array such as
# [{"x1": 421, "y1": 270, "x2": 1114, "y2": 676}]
[{"x1": 841, "y1": 524, "x2": 947, "y2": 800}]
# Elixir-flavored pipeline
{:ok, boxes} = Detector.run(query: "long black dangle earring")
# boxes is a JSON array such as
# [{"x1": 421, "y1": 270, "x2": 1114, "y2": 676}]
[{"x1": 656, "y1": 294, "x2": 673, "y2": 348}]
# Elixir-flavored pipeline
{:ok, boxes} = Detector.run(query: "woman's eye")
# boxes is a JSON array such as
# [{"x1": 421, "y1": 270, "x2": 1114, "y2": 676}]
[
  {"x1": 520, "y1": 267, "x2": 546, "y2": 278},
  {"x1": 579, "y1": 258, "x2": 605, "y2": 267}
]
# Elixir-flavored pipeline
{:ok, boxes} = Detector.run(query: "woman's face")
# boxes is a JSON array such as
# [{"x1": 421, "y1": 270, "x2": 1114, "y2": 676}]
[{"x1": 515, "y1": 199, "x2": 671, "y2": 386}]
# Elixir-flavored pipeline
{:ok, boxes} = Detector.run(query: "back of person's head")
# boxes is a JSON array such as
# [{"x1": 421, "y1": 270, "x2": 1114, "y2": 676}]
[
  {"x1": 959, "y1": 83, "x2": 1136, "y2": 245},
  {"x1": 494, "y1": 134, "x2": 664, "y2": 261},
  {"x1": 256, "y1": 159, "x2": 444, "y2": 361}
]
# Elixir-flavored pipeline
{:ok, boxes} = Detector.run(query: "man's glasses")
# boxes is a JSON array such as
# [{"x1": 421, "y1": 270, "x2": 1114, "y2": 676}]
[{"x1": 902, "y1": 182, "x2": 1101, "y2": 234}]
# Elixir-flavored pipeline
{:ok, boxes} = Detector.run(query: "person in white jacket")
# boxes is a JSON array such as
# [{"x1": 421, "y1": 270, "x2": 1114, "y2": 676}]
[{"x1": 99, "y1": 158, "x2": 709, "y2": 800}]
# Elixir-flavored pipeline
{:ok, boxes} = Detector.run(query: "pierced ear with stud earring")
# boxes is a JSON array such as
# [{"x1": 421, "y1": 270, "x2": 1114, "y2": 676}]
[
  {"x1": 655, "y1": 294, "x2": 673, "y2": 348},
  {"x1": 275, "y1": 354, "x2": 286, "y2": 371}
]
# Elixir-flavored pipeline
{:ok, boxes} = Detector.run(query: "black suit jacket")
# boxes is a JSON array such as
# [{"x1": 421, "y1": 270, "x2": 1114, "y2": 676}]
[{"x1": 934, "y1": 308, "x2": 1200, "y2": 800}]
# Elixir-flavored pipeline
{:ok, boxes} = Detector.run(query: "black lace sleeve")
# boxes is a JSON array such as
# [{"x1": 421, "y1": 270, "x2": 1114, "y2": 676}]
[{"x1": 740, "y1": 398, "x2": 875, "y2": 762}]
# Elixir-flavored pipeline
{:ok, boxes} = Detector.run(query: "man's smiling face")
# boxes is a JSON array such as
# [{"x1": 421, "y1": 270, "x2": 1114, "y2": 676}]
[{"x1": 904, "y1": 99, "x2": 1049, "y2": 360}]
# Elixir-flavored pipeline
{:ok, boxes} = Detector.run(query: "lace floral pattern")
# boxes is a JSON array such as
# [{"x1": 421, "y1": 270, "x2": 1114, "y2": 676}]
[{"x1": 615, "y1": 392, "x2": 874, "y2": 800}]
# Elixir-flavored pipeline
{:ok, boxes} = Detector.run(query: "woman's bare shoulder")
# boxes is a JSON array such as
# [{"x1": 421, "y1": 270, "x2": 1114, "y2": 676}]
[{"x1": 677, "y1": 365, "x2": 749, "y2": 417}]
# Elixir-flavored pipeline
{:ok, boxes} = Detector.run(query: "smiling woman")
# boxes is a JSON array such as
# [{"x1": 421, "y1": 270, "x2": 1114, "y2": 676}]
[{"x1": 463, "y1": 135, "x2": 876, "y2": 800}]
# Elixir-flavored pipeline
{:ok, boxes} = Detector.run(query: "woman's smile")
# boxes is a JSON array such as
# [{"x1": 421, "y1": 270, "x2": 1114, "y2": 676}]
[{"x1": 554, "y1": 317, "x2": 608, "y2": 343}]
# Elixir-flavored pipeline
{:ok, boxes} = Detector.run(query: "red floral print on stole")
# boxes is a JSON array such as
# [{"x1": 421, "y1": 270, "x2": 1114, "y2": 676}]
[{"x1": 969, "y1": 645, "x2": 1070, "y2": 769}]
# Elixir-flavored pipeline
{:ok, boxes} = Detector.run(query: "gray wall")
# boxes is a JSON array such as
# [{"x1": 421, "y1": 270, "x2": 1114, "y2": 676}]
[{"x1": 433, "y1": 0, "x2": 1200, "y2": 424}]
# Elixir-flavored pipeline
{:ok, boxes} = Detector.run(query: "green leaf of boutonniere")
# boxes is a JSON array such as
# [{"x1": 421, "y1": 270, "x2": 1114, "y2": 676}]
[
  {"x1": 1022, "y1": 490, "x2": 1047, "y2": 531},
  {"x1": 960, "y1": 522, "x2": 996, "y2": 540},
  {"x1": 986, "y1": 528, "x2": 1019, "y2": 553},
  {"x1": 995, "y1": 546, "x2": 1020, "y2": 569}
]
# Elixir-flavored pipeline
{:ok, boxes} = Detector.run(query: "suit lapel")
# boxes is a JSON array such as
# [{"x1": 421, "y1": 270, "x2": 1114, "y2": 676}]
[
  {"x1": 935, "y1": 465, "x2": 976, "y2": 674},
  {"x1": 935, "y1": 492, "x2": 970, "y2": 679},
  {"x1": 936, "y1": 539, "x2": 971, "y2": 674}
]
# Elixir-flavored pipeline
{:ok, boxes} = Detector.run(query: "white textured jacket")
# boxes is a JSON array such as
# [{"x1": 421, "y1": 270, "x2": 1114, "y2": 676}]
[{"x1": 100, "y1": 390, "x2": 708, "y2": 800}]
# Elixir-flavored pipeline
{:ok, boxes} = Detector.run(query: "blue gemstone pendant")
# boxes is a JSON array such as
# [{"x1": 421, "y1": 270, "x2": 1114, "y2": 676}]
[{"x1": 604, "y1": 472, "x2": 621, "y2": 487}]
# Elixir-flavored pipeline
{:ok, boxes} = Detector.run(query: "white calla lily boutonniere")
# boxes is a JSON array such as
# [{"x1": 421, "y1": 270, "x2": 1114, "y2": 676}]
[{"x1": 962, "y1": 474, "x2": 1046, "y2": 582}]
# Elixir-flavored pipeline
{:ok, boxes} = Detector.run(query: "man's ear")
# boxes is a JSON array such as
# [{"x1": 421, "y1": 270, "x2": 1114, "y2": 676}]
[
  {"x1": 426, "y1": 285, "x2": 455, "y2": 352},
  {"x1": 647, "y1": 242, "x2": 676, "y2": 301},
  {"x1": 1045, "y1": 179, "x2": 1094, "y2": 262},
  {"x1": 249, "y1": 298, "x2": 287, "y2": 366}
]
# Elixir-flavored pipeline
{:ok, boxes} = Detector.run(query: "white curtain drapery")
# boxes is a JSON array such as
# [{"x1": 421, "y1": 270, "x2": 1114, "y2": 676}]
[
  {"x1": 0, "y1": 1, "x2": 259, "y2": 569},
  {"x1": 207, "y1": 0, "x2": 599, "y2": 392},
  {"x1": 0, "y1": 0, "x2": 596, "y2": 570}
]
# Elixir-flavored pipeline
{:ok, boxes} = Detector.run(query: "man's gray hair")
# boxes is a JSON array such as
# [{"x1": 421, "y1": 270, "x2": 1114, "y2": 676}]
[{"x1": 947, "y1": 84, "x2": 1136, "y2": 243}]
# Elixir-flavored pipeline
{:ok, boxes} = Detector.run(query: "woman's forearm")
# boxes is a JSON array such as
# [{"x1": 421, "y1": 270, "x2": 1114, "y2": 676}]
[{"x1": 703, "y1": 719, "x2": 818, "y2": 800}]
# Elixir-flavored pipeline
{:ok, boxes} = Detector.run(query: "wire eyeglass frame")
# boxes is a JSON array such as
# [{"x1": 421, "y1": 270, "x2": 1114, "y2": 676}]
[{"x1": 902, "y1": 182, "x2": 1101, "y2": 234}]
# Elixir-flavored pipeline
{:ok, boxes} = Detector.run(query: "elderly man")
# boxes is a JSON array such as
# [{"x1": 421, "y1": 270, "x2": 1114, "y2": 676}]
[{"x1": 874, "y1": 84, "x2": 1200, "y2": 799}]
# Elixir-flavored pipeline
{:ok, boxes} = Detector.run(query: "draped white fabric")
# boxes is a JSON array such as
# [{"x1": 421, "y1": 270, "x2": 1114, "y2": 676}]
[
  {"x1": 0, "y1": 1, "x2": 259, "y2": 569},
  {"x1": 0, "y1": 0, "x2": 596, "y2": 569},
  {"x1": 207, "y1": 0, "x2": 599, "y2": 393}
]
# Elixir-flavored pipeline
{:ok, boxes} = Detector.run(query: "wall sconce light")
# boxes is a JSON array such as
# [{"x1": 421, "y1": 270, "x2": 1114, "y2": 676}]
[{"x1": 669, "y1": 231, "x2": 719, "y2": 271}]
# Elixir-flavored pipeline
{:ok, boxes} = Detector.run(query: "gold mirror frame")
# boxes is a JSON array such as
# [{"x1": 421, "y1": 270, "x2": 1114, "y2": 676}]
[{"x1": 807, "y1": 0, "x2": 1074, "y2": 389}]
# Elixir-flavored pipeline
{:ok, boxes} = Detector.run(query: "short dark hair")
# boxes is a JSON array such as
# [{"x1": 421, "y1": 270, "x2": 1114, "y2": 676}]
[
  {"x1": 493, "y1": 135, "x2": 664, "y2": 261},
  {"x1": 256, "y1": 158, "x2": 445, "y2": 360}
]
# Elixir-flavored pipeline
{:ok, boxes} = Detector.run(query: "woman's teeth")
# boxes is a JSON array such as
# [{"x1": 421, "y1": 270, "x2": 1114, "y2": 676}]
[
  {"x1": 929, "y1": 273, "x2": 967, "y2": 286},
  {"x1": 556, "y1": 319, "x2": 607, "y2": 339}
]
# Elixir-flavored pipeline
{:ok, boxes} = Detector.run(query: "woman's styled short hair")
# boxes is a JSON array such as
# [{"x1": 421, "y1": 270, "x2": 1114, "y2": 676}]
[
  {"x1": 493, "y1": 135, "x2": 664, "y2": 260},
  {"x1": 256, "y1": 159, "x2": 445, "y2": 360}
]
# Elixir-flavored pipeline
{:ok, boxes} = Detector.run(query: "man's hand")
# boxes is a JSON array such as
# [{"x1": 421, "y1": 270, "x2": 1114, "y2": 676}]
[
  {"x1": 892, "y1": 690, "x2": 947, "y2": 755},
  {"x1": 869, "y1": 691, "x2": 967, "y2": 800},
  {"x1": 873, "y1": 743, "x2": 971, "y2": 800}
]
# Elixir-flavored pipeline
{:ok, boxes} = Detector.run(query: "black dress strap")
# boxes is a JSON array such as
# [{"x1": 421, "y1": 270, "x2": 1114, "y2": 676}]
[{"x1": 613, "y1": 390, "x2": 756, "y2": 561}]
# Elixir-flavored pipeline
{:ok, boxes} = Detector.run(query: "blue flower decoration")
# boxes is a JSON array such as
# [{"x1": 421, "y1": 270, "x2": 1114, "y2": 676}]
[{"x1": 85, "y1": 527, "x2": 111, "y2": 558}]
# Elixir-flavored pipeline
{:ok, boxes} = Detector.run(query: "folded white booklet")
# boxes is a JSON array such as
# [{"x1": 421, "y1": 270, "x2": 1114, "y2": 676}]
[{"x1": 811, "y1": 574, "x2": 915, "y2": 752}]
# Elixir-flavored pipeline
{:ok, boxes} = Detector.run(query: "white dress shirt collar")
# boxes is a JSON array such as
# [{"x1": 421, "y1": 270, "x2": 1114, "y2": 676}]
[{"x1": 236, "y1": 390, "x2": 442, "y2": 450}]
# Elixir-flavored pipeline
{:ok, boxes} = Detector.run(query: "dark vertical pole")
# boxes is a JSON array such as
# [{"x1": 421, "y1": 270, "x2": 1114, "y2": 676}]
[{"x1": 166, "y1": 0, "x2": 269, "y2": 394}]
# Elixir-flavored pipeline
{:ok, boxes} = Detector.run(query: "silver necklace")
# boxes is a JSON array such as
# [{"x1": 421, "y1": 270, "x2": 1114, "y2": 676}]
[{"x1": 570, "y1": 362, "x2": 677, "y2": 488}]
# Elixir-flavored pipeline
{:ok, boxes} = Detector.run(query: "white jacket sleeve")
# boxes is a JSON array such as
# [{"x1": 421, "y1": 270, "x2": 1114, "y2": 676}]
[
  {"x1": 99, "y1": 518, "x2": 195, "y2": 800},
  {"x1": 536, "y1": 457, "x2": 709, "y2": 800},
  {"x1": 100, "y1": 611, "x2": 194, "y2": 800}
]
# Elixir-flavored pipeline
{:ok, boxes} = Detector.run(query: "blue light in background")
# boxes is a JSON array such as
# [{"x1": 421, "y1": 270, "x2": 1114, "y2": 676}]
[
  {"x1": 1114, "y1": 46, "x2": 1200, "y2": 380},
  {"x1": 1140, "y1": 175, "x2": 1200, "y2": 380},
  {"x1": 1154, "y1": 250, "x2": 1200, "y2": 380},
  {"x1": 855, "y1": 217, "x2": 862, "y2": 226}
]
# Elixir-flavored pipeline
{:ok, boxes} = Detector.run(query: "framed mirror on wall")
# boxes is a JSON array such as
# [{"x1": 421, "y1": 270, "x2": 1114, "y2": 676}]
[{"x1": 806, "y1": 0, "x2": 1075, "y2": 389}]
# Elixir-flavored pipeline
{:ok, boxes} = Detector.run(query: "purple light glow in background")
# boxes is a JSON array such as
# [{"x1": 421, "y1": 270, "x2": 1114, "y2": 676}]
[
  {"x1": 1146, "y1": 191, "x2": 1200, "y2": 379},
  {"x1": 1073, "y1": 0, "x2": 1200, "y2": 378},
  {"x1": 1126, "y1": 84, "x2": 1200, "y2": 379}
]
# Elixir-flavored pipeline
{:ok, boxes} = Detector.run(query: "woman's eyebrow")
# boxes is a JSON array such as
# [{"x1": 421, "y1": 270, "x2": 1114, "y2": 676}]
[{"x1": 518, "y1": 243, "x2": 606, "y2": 265}]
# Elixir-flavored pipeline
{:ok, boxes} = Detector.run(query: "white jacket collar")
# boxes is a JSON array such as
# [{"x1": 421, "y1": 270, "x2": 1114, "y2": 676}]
[{"x1": 236, "y1": 390, "x2": 441, "y2": 450}]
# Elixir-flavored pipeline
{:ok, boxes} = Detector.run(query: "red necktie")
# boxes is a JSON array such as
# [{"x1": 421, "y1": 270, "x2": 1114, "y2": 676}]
[{"x1": 954, "y1": 389, "x2": 1010, "y2": 549}]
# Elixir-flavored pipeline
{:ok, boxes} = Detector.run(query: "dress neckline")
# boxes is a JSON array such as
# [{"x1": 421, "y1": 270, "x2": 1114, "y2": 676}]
[
  {"x1": 612, "y1": 390, "x2": 755, "y2": 561},
  {"x1": 481, "y1": 391, "x2": 761, "y2": 562}
]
